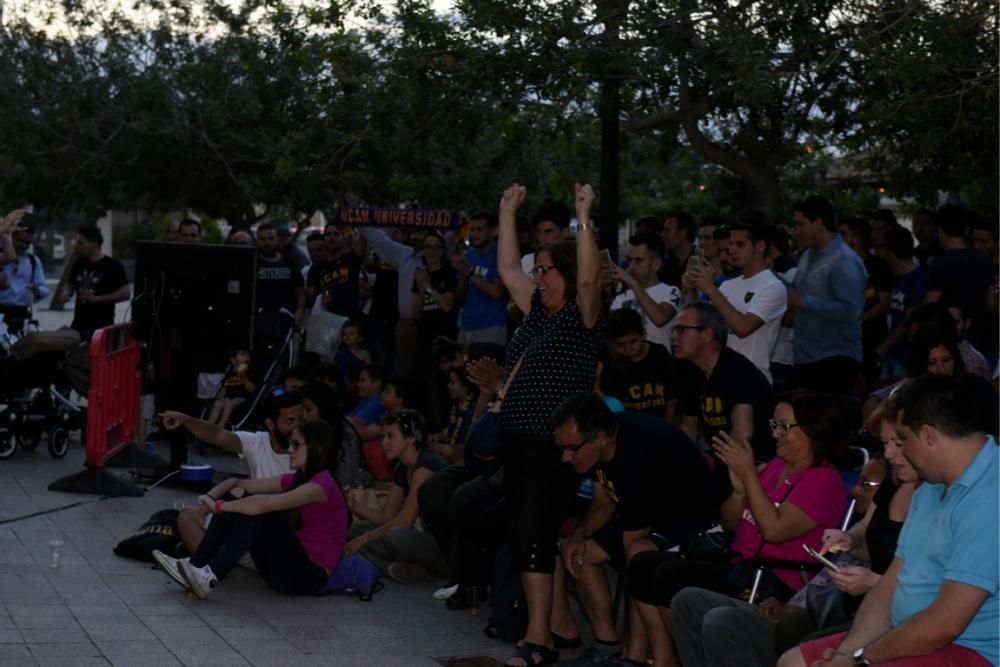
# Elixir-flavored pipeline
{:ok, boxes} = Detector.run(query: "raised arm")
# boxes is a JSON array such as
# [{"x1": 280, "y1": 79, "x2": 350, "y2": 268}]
[
  {"x1": 160, "y1": 411, "x2": 243, "y2": 454},
  {"x1": 574, "y1": 184, "x2": 602, "y2": 329},
  {"x1": 497, "y1": 184, "x2": 535, "y2": 313}
]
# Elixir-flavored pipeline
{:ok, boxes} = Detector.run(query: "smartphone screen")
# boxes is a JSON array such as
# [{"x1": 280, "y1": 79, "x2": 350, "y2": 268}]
[{"x1": 802, "y1": 544, "x2": 840, "y2": 572}]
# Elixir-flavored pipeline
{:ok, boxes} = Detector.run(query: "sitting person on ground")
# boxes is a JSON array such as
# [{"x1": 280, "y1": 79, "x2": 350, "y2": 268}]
[
  {"x1": 550, "y1": 394, "x2": 717, "y2": 666},
  {"x1": 160, "y1": 389, "x2": 304, "y2": 555},
  {"x1": 207, "y1": 348, "x2": 256, "y2": 428},
  {"x1": 344, "y1": 409, "x2": 448, "y2": 582},
  {"x1": 671, "y1": 399, "x2": 921, "y2": 667},
  {"x1": 428, "y1": 366, "x2": 480, "y2": 464},
  {"x1": 622, "y1": 390, "x2": 849, "y2": 667},
  {"x1": 300, "y1": 381, "x2": 362, "y2": 490},
  {"x1": 600, "y1": 309, "x2": 678, "y2": 420},
  {"x1": 778, "y1": 374, "x2": 998, "y2": 667},
  {"x1": 152, "y1": 419, "x2": 347, "y2": 598},
  {"x1": 283, "y1": 363, "x2": 317, "y2": 389},
  {"x1": 333, "y1": 319, "x2": 371, "y2": 391},
  {"x1": 347, "y1": 363, "x2": 388, "y2": 442}
]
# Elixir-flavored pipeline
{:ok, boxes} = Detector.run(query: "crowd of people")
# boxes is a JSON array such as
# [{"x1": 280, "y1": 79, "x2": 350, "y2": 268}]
[{"x1": 0, "y1": 191, "x2": 997, "y2": 667}]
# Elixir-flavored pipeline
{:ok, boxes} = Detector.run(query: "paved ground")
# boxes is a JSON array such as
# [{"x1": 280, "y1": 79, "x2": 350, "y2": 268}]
[{"x1": 0, "y1": 300, "x2": 533, "y2": 666}]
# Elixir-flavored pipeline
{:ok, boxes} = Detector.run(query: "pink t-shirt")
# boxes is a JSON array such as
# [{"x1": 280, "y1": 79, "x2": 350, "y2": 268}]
[
  {"x1": 730, "y1": 457, "x2": 847, "y2": 592},
  {"x1": 280, "y1": 471, "x2": 348, "y2": 573}
]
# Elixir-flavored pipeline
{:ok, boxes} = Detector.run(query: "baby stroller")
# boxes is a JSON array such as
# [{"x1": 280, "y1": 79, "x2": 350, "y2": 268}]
[{"x1": 0, "y1": 327, "x2": 88, "y2": 459}]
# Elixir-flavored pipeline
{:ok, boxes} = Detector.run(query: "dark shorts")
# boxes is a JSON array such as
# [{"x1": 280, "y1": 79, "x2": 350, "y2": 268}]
[{"x1": 591, "y1": 518, "x2": 712, "y2": 570}]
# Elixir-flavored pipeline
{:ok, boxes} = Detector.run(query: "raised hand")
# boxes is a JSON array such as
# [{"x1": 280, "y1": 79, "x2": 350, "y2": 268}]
[
  {"x1": 712, "y1": 431, "x2": 756, "y2": 480},
  {"x1": 159, "y1": 411, "x2": 189, "y2": 431},
  {"x1": 500, "y1": 184, "x2": 527, "y2": 215},
  {"x1": 575, "y1": 183, "x2": 596, "y2": 221}
]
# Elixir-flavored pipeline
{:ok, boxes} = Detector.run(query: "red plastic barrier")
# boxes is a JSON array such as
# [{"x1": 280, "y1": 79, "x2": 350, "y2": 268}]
[{"x1": 85, "y1": 324, "x2": 141, "y2": 468}]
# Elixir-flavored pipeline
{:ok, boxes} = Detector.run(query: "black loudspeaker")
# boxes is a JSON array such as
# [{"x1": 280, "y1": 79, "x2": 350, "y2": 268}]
[
  {"x1": 133, "y1": 241, "x2": 257, "y2": 354},
  {"x1": 132, "y1": 242, "x2": 258, "y2": 468}
]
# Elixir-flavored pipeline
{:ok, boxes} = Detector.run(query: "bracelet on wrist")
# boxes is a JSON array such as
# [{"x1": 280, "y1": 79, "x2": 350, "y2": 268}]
[
  {"x1": 577, "y1": 222, "x2": 595, "y2": 232},
  {"x1": 214, "y1": 500, "x2": 224, "y2": 514}
]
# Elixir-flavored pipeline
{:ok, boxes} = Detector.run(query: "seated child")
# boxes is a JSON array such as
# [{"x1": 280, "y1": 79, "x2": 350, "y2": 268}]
[
  {"x1": 334, "y1": 320, "x2": 371, "y2": 391},
  {"x1": 428, "y1": 367, "x2": 479, "y2": 464},
  {"x1": 208, "y1": 349, "x2": 256, "y2": 428}
]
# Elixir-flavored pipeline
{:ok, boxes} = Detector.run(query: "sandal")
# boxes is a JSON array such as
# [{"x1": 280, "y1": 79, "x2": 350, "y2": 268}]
[
  {"x1": 551, "y1": 632, "x2": 581, "y2": 649},
  {"x1": 507, "y1": 642, "x2": 558, "y2": 667}
]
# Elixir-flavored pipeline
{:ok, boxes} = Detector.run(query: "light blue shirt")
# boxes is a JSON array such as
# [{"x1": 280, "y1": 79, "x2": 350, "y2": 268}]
[
  {"x1": 893, "y1": 437, "x2": 999, "y2": 665},
  {"x1": 0, "y1": 252, "x2": 49, "y2": 308},
  {"x1": 791, "y1": 235, "x2": 866, "y2": 364}
]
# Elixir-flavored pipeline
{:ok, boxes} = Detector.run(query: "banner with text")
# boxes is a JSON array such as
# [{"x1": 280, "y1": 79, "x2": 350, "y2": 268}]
[{"x1": 338, "y1": 206, "x2": 460, "y2": 230}]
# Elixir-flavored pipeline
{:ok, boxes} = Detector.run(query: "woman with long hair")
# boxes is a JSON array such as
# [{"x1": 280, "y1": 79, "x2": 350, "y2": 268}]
[{"x1": 153, "y1": 420, "x2": 347, "y2": 598}]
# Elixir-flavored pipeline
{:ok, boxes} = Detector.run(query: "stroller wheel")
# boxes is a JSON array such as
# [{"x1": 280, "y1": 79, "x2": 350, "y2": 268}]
[
  {"x1": 48, "y1": 427, "x2": 69, "y2": 459},
  {"x1": 17, "y1": 432, "x2": 41, "y2": 451},
  {"x1": 0, "y1": 430, "x2": 15, "y2": 460}
]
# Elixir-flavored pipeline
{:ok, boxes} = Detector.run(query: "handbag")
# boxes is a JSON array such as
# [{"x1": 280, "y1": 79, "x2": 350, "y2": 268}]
[
  {"x1": 680, "y1": 529, "x2": 731, "y2": 563},
  {"x1": 463, "y1": 353, "x2": 525, "y2": 477}
]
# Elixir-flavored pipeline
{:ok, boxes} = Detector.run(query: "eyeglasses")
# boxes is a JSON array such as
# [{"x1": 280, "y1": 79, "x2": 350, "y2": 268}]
[
  {"x1": 557, "y1": 434, "x2": 596, "y2": 454},
  {"x1": 768, "y1": 419, "x2": 800, "y2": 435},
  {"x1": 530, "y1": 265, "x2": 557, "y2": 277},
  {"x1": 672, "y1": 325, "x2": 707, "y2": 335}
]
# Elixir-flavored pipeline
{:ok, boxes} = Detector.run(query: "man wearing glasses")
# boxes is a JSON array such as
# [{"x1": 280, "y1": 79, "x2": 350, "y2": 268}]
[
  {"x1": 550, "y1": 393, "x2": 716, "y2": 666},
  {"x1": 672, "y1": 303, "x2": 775, "y2": 495}
]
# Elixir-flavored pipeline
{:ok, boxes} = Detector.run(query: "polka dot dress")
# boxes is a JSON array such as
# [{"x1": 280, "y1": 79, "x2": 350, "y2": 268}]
[{"x1": 501, "y1": 290, "x2": 606, "y2": 434}]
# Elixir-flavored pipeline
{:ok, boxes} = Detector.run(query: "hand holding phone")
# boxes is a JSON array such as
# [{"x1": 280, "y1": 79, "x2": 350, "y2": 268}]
[{"x1": 802, "y1": 544, "x2": 840, "y2": 572}]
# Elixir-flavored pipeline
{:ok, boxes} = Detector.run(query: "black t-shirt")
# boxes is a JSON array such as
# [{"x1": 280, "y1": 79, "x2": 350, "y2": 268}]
[
  {"x1": 927, "y1": 248, "x2": 992, "y2": 321},
  {"x1": 676, "y1": 347, "x2": 775, "y2": 462},
  {"x1": 414, "y1": 265, "x2": 458, "y2": 342},
  {"x1": 602, "y1": 342, "x2": 676, "y2": 417},
  {"x1": 392, "y1": 450, "x2": 447, "y2": 495},
  {"x1": 255, "y1": 253, "x2": 304, "y2": 340},
  {"x1": 658, "y1": 249, "x2": 693, "y2": 289},
  {"x1": 369, "y1": 254, "x2": 399, "y2": 321},
  {"x1": 69, "y1": 255, "x2": 128, "y2": 338},
  {"x1": 863, "y1": 254, "x2": 893, "y2": 346},
  {"x1": 913, "y1": 240, "x2": 943, "y2": 269},
  {"x1": 307, "y1": 253, "x2": 362, "y2": 318},
  {"x1": 591, "y1": 412, "x2": 718, "y2": 530}
]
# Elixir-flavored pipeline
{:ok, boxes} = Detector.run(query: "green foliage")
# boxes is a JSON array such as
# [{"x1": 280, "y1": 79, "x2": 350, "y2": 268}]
[{"x1": 0, "y1": 0, "x2": 994, "y2": 229}]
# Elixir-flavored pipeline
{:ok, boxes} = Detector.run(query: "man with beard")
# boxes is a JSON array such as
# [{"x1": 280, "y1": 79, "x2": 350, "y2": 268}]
[
  {"x1": 253, "y1": 223, "x2": 305, "y2": 381},
  {"x1": 306, "y1": 223, "x2": 364, "y2": 320},
  {"x1": 451, "y1": 211, "x2": 508, "y2": 346},
  {"x1": 159, "y1": 388, "x2": 305, "y2": 555}
]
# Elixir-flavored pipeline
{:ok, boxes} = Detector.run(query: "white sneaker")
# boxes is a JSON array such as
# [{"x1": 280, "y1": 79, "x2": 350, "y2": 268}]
[
  {"x1": 179, "y1": 560, "x2": 218, "y2": 599},
  {"x1": 152, "y1": 550, "x2": 189, "y2": 589},
  {"x1": 433, "y1": 584, "x2": 459, "y2": 601}
]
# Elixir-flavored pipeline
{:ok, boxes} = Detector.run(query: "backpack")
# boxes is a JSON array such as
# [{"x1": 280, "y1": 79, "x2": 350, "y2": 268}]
[
  {"x1": 113, "y1": 509, "x2": 180, "y2": 562},
  {"x1": 320, "y1": 555, "x2": 383, "y2": 601},
  {"x1": 484, "y1": 545, "x2": 528, "y2": 643}
]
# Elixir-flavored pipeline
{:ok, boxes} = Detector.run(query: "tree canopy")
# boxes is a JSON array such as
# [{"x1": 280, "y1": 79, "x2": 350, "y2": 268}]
[{"x1": 0, "y1": 0, "x2": 995, "y2": 226}]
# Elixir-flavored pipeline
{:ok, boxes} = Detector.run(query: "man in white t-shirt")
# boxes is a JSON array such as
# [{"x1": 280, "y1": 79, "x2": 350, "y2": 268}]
[
  {"x1": 610, "y1": 232, "x2": 681, "y2": 348},
  {"x1": 160, "y1": 388, "x2": 304, "y2": 553},
  {"x1": 684, "y1": 214, "x2": 786, "y2": 383}
]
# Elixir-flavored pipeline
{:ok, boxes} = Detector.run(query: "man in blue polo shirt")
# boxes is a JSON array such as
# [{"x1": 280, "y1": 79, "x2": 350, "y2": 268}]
[
  {"x1": 785, "y1": 195, "x2": 867, "y2": 395},
  {"x1": 779, "y1": 374, "x2": 998, "y2": 667}
]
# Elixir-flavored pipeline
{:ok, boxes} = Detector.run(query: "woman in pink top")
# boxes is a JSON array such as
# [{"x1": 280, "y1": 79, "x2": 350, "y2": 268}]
[
  {"x1": 623, "y1": 390, "x2": 848, "y2": 667},
  {"x1": 153, "y1": 420, "x2": 348, "y2": 599}
]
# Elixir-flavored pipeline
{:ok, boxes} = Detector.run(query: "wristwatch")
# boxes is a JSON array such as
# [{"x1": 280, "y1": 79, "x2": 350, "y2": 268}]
[{"x1": 852, "y1": 647, "x2": 872, "y2": 666}]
